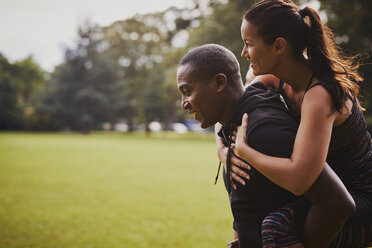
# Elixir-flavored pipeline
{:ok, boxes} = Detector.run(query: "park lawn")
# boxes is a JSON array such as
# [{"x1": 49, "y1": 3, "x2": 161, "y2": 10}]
[{"x1": 0, "y1": 132, "x2": 232, "y2": 248}]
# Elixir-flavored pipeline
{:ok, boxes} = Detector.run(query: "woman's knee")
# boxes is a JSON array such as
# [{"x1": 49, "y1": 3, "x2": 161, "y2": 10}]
[{"x1": 261, "y1": 208, "x2": 302, "y2": 247}]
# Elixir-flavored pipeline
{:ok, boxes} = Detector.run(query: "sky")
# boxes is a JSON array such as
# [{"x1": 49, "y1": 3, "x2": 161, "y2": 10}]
[{"x1": 0, "y1": 0, "x2": 189, "y2": 72}]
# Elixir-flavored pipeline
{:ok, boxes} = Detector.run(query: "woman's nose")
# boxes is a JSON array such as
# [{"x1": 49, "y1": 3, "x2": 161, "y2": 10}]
[{"x1": 241, "y1": 48, "x2": 249, "y2": 59}]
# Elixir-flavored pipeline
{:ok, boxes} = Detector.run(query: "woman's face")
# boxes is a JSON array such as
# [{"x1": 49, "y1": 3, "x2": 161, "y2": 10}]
[{"x1": 240, "y1": 19, "x2": 279, "y2": 76}]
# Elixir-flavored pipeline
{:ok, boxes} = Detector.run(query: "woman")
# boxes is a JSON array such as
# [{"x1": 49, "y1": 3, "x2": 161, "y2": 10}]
[{"x1": 219, "y1": 0, "x2": 372, "y2": 247}]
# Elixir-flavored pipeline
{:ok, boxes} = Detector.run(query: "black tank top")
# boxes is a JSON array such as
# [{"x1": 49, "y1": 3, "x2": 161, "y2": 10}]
[{"x1": 280, "y1": 81, "x2": 372, "y2": 194}]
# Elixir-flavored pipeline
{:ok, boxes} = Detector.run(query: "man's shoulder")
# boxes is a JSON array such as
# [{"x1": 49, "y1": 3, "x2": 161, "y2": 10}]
[
  {"x1": 246, "y1": 107, "x2": 298, "y2": 135},
  {"x1": 247, "y1": 116, "x2": 297, "y2": 158}
]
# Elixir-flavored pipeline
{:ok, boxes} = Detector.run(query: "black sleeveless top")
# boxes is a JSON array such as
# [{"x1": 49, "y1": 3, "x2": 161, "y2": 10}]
[{"x1": 280, "y1": 81, "x2": 372, "y2": 195}]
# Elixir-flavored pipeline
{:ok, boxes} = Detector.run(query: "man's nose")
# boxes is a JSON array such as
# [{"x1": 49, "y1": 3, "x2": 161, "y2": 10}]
[{"x1": 181, "y1": 98, "x2": 190, "y2": 110}]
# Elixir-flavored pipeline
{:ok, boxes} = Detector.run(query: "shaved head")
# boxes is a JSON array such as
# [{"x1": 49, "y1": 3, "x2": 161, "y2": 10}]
[{"x1": 179, "y1": 44, "x2": 243, "y2": 88}]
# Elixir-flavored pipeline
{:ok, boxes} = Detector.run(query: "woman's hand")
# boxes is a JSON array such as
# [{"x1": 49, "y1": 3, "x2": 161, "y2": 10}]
[
  {"x1": 217, "y1": 137, "x2": 251, "y2": 189},
  {"x1": 232, "y1": 113, "x2": 249, "y2": 159}
]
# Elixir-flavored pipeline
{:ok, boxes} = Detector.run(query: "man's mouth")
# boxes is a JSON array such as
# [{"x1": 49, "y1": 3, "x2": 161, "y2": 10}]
[{"x1": 189, "y1": 111, "x2": 198, "y2": 120}]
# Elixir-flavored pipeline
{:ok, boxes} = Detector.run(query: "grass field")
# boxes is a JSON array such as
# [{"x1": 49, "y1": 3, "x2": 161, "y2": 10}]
[{"x1": 0, "y1": 132, "x2": 233, "y2": 248}]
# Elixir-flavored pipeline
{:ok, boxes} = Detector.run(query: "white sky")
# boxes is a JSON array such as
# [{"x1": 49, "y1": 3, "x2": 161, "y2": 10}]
[{"x1": 0, "y1": 0, "x2": 188, "y2": 72}]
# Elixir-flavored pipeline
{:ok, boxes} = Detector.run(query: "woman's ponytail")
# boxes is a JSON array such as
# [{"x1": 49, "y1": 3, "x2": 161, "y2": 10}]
[{"x1": 299, "y1": 7, "x2": 345, "y2": 111}]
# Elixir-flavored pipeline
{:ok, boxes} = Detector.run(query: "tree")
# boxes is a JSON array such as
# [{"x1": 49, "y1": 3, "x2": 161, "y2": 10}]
[
  {"x1": 187, "y1": 0, "x2": 259, "y2": 78},
  {"x1": 103, "y1": 11, "x2": 185, "y2": 131},
  {"x1": 0, "y1": 55, "x2": 22, "y2": 129},
  {"x1": 0, "y1": 53, "x2": 45, "y2": 130},
  {"x1": 43, "y1": 21, "x2": 119, "y2": 132},
  {"x1": 318, "y1": 0, "x2": 372, "y2": 111}
]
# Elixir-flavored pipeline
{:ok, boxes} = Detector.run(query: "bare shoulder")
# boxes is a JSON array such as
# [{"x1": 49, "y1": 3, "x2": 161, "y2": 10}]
[{"x1": 302, "y1": 84, "x2": 334, "y2": 116}]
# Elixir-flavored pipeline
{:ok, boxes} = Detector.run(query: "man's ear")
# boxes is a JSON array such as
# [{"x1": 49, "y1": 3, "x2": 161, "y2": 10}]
[
  {"x1": 273, "y1": 37, "x2": 286, "y2": 55},
  {"x1": 215, "y1": 73, "x2": 227, "y2": 92}
]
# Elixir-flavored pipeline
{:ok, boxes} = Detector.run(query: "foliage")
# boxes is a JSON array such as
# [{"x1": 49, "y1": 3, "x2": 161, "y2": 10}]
[
  {"x1": 187, "y1": 0, "x2": 257, "y2": 78},
  {"x1": 0, "y1": 54, "x2": 45, "y2": 130},
  {"x1": 35, "y1": 7, "x2": 203, "y2": 132},
  {"x1": 318, "y1": 0, "x2": 372, "y2": 111},
  {"x1": 103, "y1": 14, "x2": 170, "y2": 130},
  {"x1": 39, "y1": 22, "x2": 122, "y2": 132},
  {"x1": 1, "y1": 0, "x2": 371, "y2": 130}
]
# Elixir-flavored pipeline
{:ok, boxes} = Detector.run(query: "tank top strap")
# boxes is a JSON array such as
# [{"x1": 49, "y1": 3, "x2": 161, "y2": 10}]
[
  {"x1": 304, "y1": 82, "x2": 323, "y2": 95},
  {"x1": 347, "y1": 93, "x2": 356, "y2": 103},
  {"x1": 279, "y1": 80, "x2": 285, "y2": 95},
  {"x1": 303, "y1": 73, "x2": 316, "y2": 93}
]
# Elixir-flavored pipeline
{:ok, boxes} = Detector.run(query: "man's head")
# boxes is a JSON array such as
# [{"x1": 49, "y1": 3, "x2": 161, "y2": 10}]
[{"x1": 177, "y1": 44, "x2": 244, "y2": 128}]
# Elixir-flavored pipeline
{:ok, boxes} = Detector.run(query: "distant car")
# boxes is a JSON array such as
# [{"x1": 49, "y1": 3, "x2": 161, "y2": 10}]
[
  {"x1": 170, "y1": 122, "x2": 188, "y2": 134},
  {"x1": 149, "y1": 121, "x2": 162, "y2": 132},
  {"x1": 102, "y1": 122, "x2": 112, "y2": 131},
  {"x1": 114, "y1": 123, "x2": 129, "y2": 132},
  {"x1": 184, "y1": 119, "x2": 213, "y2": 132}
]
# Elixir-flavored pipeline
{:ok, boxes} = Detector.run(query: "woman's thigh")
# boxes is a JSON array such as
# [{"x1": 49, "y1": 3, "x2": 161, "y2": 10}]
[{"x1": 261, "y1": 194, "x2": 372, "y2": 248}]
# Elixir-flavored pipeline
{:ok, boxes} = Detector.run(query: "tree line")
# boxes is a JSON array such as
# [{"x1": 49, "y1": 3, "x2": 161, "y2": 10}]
[{"x1": 1, "y1": 0, "x2": 371, "y2": 132}]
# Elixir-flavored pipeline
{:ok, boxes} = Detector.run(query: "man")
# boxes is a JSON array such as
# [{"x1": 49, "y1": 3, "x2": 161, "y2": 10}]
[{"x1": 176, "y1": 44, "x2": 354, "y2": 247}]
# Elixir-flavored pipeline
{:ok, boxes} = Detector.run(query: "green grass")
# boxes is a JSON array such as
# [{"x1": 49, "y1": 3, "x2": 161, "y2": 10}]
[{"x1": 0, "y1": 132, "x2": 233, "y2": 248}]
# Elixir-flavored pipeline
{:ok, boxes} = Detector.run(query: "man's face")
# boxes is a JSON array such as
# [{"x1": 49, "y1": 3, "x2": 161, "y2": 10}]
[{"x1": 177, "y1": 64, "x2": 221, "y2": 129}]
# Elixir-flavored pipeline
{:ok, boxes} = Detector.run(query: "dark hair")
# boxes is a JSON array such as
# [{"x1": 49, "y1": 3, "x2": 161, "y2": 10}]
[
  {"x1": 244, "y1": 0, "x2": 364, "y2": 111},
  {"x1": 179, "y1": 44, "x2": 242, "y2": 87}
]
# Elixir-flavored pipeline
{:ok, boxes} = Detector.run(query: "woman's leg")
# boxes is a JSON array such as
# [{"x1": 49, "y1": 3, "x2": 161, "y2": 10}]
[
  {"x1": 261, "y1": 200, "x2": 310, "y2": 248},
  {"x1": 329, "y1": 194, "x2": 372, "y2": 247},
  {"x1": 262, "y1": 164, "x2": 355, "y2": 248},
  {"x1": 329, "y1": 223, "x2": 372, "y2": 247},
  {"x1": 302, "y1": 164, "x2": 356, "y2": 247},
  {"x1": 262, "y1": 195, "x2": 372, "y2": 248}
]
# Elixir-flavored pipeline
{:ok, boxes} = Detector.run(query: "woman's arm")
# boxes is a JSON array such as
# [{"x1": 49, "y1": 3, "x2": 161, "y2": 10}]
[
  {"x1": 250, "y1": 74, "x2": 281, "y2": 89},
  {"x1": 233, "y1": 86, "x2": 335, "y2": 196},
  {"x1": 232, "y1": 88, "x2": 355, "y2": 247},
  {"x1": 244, "y1": 66, "x2": 280, "y2": 89}
]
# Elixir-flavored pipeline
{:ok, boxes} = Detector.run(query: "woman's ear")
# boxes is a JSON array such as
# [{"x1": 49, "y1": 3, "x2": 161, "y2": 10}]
[
  {"x1": 273, "y1": 37, "x2": 287, "y2": 55},
  {"x1": 215, "y1": 73, "x2": 228, "y2": 92}
]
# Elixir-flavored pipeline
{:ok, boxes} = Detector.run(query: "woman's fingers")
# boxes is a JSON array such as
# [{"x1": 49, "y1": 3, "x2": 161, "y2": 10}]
[
  {"x1": 231, "y1": 154, "x2": 251, "y2": 171},
  {"x1": 242, "y1": 113, "x2": 248, "y2": 127},
  {"x1": 231, "y1": 164, "x2": 251, "y2": 182},
  {"x1": 227, "y1": 239, "x2": 239, "y2": 248},
  {"x1": 231, "y1": 179, "x2": 237, "y2": 190}
]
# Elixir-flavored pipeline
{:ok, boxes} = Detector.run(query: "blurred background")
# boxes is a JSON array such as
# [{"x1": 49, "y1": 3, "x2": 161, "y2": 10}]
[
  {"x1": 0, "y1": 0, "x2": 371, "y2": 247},
  {"x1": 1, "y1": 0, "x2": 371, "y2": 133}
]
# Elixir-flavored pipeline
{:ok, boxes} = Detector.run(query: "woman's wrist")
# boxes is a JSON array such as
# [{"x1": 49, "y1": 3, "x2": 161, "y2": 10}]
[{"x1": 235, "y1": 143, "x2": 251, "y2": 164}]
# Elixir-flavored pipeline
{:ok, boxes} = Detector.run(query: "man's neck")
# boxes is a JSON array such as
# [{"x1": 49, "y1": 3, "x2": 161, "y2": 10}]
[{"x1": 219, "y1": 84, "x2": 245, "y2": 126}]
